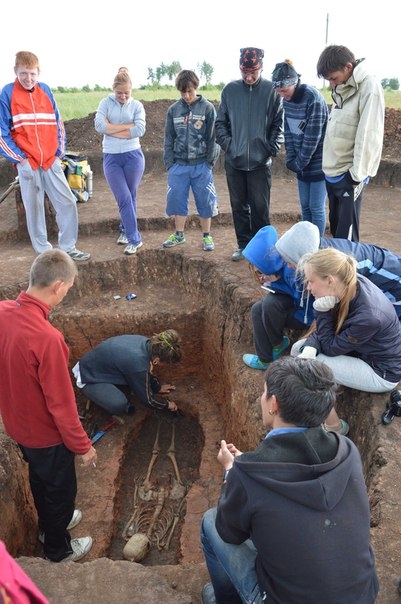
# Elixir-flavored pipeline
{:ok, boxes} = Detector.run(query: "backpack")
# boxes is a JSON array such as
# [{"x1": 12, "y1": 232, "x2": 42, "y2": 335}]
[{"x1": 61, "y1": 152, "x2": 93, "y2": 202}]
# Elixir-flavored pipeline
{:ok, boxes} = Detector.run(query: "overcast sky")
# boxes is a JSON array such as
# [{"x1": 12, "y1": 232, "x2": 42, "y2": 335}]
[{"x1": 1, "y1": 1, "x2": 399, "y2": 90}]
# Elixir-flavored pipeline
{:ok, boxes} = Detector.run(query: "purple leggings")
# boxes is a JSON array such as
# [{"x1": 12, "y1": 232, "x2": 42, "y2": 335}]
[{"x1": 103, "y1": 149, "x2": 145, "y2": 245}]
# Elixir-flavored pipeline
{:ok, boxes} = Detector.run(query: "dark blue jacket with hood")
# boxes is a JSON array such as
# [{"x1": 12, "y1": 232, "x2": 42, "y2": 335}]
[{"x1": 242, "y1": 225, "x2": 314, "y2": 326}]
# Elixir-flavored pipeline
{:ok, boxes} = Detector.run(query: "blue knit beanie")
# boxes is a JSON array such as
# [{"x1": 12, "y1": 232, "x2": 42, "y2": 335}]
[{"x1": 242, "y1": 226, "x2": 285, "y2": 274}]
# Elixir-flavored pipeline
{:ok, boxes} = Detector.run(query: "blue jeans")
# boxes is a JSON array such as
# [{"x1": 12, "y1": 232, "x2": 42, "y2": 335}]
[
  {"x1": 297, "y1": 179, "x2": 327, "y2": 236},
  {"x1": 200, "y1": 508, "x2": 264, "y2": 604}
]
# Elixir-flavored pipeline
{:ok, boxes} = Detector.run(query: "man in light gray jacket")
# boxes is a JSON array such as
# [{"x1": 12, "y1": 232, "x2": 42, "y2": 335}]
[{"x1": 316, "y1": 45, "x2": 384, "y2": 242}]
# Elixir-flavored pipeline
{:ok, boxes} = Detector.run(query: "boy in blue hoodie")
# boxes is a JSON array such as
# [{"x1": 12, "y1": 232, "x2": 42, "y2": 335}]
[{"x1": 242, "y1": 225, "x2": 314, "y2": 370}]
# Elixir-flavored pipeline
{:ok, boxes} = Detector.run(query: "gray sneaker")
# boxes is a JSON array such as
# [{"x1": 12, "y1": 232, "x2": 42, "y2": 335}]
[
  {"x1": 61, "y1": 536, "x2": 93, "y2": 562},
  {"x1": 67, "y1": 247, "x2": 91, "y2": 261},
  {"x1": 124, "y1": 241, "x2": 143, "y2": 255},
  {"x1": 117, "y1": 232, "x2": 128, "y2": 245},
  {"x1": 163, "y1": 233, "x2": 186, "y2": 248},
  {"x1": 231, "y1": 249, "x2": 244, "y2": 262}
]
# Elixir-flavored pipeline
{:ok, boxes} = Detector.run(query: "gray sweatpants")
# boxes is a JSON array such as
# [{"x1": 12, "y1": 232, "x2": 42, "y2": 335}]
[
  {"x1": 291, "y1": 338, "x2": 398, "y2": 393},
  {"x1": 17, "y1": 157, "x2": 78, "y2": 253}
]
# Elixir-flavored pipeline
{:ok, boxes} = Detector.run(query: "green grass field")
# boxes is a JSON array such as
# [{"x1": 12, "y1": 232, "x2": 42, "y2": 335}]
[{"x1": 55, "y1": 88, "x2": 401, "y2": 121}]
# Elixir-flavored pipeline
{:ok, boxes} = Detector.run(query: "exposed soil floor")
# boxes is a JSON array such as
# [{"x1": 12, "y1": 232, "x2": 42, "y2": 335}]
[{"x1": 1, "y1": 102, "x2": 401, "y2": 603}]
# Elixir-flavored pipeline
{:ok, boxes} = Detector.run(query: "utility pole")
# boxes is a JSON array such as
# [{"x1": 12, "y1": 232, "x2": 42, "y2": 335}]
[{"x1": 326, "y1": 13, "x2": 329, "y2": 45}]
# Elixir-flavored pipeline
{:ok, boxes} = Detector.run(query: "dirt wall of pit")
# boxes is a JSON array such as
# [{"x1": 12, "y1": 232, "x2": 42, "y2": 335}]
[
  {"x1": 0, "y1": 251, "x2": 385, "y2": 554},
  {"x1": 1, "y1": 151, "x2": 401, "y2": 189}
]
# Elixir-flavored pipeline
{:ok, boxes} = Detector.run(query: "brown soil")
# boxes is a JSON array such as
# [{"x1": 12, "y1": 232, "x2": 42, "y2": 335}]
[
  {"x1": 2, "y1": 101, "x2": 401, "y2": 603},
  {"x1": 64, "y1": 100, "x2": 217, "y2": 155},
  {"x1": 64, "y1": 102, "x2": 401, "y2": 159}
]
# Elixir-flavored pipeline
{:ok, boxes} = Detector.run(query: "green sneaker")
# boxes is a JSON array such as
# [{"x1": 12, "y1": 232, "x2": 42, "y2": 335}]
[
  {"x1": 163, "y1": 233, "x2": 186, "y2": 248},
  {"x1": 203, "y1": 235, "x2": 215, "y2": 251},
  {"x1": 272, "y1": 336, "x2": 290, "y2": 361}
]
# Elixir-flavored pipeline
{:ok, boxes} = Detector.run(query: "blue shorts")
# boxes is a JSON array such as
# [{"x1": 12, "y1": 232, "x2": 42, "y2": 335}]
[{"x1": 166, "y1": 162, "x2": 217, "y2": 218}]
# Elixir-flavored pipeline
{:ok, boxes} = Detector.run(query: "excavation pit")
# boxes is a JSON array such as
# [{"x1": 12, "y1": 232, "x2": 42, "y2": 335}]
[
  {"x1": 1, "y1": 104, "x2": 401, "y2": 600},
  {"x1": 1, "y1": 250, "x2": 384, "y2": 560},
  {"x1": 0, "y1": 235, "x2": 400, "y2": 602}
]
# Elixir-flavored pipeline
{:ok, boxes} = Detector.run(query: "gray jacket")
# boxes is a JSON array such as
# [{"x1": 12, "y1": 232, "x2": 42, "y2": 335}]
[{"x1": 163, "y1": 95, "x2": 219, "y2": 170}]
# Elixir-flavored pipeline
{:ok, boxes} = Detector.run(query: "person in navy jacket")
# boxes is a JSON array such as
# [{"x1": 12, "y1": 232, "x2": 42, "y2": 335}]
[{"x1": 292, "y1": 247, "x2": 401, "y2": 435}]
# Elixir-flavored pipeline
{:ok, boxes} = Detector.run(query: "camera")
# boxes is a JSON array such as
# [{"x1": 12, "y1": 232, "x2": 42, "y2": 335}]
[{"x1": 381, "y1": 390, "x2": 401, "y2": 425}]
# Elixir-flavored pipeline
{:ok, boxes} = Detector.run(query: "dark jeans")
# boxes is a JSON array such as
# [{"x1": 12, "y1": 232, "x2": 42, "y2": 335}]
[
  {"x1": 252, "y1": 293, "x2": 305, "y2": 363},
  {"x1": 19, "y1": 443, "x2": 76, "y2": 561},
  {"x1": 326, "y1": 179, "x2": 365, "y2": 242},
  {"x1": 225, "y1": 162, "x2": 272, "y2": 249},
  {"x1": 82, "y1": 383, "x2": 131, "y2": 415}
]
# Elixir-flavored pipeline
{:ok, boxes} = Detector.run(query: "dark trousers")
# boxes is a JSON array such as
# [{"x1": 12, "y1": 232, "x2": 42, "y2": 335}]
[
  {"x1": 252, "y1": 293, "x2": 305, "y2": 362},
  {"x1": 326, "y1": 179, "x2": 365, "y2": 242},
  {"x1": 82, "y1": 382, "x2": 130, "y2": 415},
  {"x1": 225, "y1": 162, "x2": 272, "y2": 249},
  {"x1": 19, "y1": 443, "x2": 77, "y2": 561}
]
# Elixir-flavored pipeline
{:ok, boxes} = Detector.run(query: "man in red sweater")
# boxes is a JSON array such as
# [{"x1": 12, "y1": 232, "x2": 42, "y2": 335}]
[{"x1": 0, "y1": 249, "x2": 97, "y2": 562}]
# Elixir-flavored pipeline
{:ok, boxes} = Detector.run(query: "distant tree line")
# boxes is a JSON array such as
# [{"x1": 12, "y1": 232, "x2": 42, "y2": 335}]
[
  {"x1": 52, "y1": 70, "x2": 400, "y2": 94},
  {"x1": 54, "y1": 84, "x2": 111, "y2": 93},
  {"x1": 146, "y1": 61, "x2": 216, "y2": 87},
  {"x1": 52, "y1": 60, "x2": 221, "y2": 94},
  {"x1": 381, "y1": 78, "x2": 399, "y2": 91}
]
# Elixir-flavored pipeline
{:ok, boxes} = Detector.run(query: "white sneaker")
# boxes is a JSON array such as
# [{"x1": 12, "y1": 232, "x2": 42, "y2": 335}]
[
  {"x1": 61, "y1": 536, "x2": 93, "y2": 562},
  {"x1": 67, "y1": 509, "x2": 82, "y2": 530},
  {"x1": 124, "y1": 241, "x2": 143, "y2": 255},
  {"x1": 39, "y1": 509, "x2": 82, "y2": 543},
  {"x1": 117, "y1": 232, "x2": 128, "y2": 245}
]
